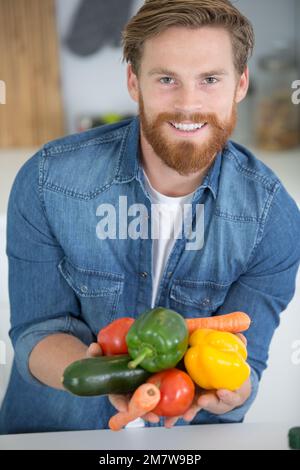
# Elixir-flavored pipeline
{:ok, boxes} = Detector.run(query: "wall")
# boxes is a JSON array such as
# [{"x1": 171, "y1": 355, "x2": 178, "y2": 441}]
[
  {"x1": 55, "y1": 0, "x2": 139, "y2": 134},
  {"x1": 296, "y1": 0, "x2": 300, "y2": 73}
]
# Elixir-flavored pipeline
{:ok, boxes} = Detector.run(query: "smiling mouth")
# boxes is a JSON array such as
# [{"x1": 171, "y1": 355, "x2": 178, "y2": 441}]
[{"x1": 168, "y1": 122, "x2": 208, "y2": 135}]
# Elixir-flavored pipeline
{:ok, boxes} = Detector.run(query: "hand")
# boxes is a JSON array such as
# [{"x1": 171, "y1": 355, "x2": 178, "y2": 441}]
[
  {"x1": 85, "y1": 343, "x2": 160, "y2": 423},
  {"x1": 88, "y1": 334, "x2": 251, "y2": 428},
  {"x1": 163, "y1": 375, "x2": 252, "y2": 427},
  {"x1": 86, "y1": 342, "x2": 103, "y2": 358},
  {"x1": 163, "y1": 332, "x2": 251, "y2": 428},
  {"x1": 108, "y1": 375, "x2": 252, "y2": 428}
]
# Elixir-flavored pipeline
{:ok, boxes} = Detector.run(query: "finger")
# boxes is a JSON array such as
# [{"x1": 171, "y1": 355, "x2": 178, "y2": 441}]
[
  {"x1": 86, "y1": 342, "x2": 103, "y2": 358},
  {"x1": 143, "y1": 412, "x2": 160, "y2": 423},
  {"x1": 164, "y1": 416, "x2": 181, "y2": 428},
  {"x1": 180, "y1": 389, "x2": 204, "y2": 422},
  {"x1": 197, "y1": 391, "x2": 220, "y2": 408},
  {"x1": 182, "y1": 402, "x2": 202, "y2": 422},
  {"x1": 236, "y1": 333, "x2": 247, "y2": 346},
  {"x1": 108, "y1": 393, "x2": 131, "y2": 412},
  {"x1": 216, "y1": 389, "x2": 241, "y2": 407},
  {"x1": 217, "y1": 376, "x2": 251, "y2": 406},
  {"x1": 197, "y1": 391, "x2": 234, "y2": 415}
]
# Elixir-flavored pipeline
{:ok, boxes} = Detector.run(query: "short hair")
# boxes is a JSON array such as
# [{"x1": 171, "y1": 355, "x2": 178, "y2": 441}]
[{"x1": 122, "y1": 0, "x2": 255, "y2": 76}]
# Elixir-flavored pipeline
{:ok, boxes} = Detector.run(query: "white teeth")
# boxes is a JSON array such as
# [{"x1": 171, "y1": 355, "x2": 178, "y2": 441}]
[{"x1": 171, "y1": 122, "x2": 206, "y2": 131}]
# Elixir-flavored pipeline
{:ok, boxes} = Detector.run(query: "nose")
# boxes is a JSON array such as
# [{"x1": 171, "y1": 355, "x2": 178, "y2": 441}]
[{"x1": 173, "y1": 85, "x2": 203, "y2": 115}]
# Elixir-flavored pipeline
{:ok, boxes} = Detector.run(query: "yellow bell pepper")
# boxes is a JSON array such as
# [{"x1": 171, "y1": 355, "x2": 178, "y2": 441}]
[{"x1": 184, "y1": 328, "x2": 250, "y2": 391}]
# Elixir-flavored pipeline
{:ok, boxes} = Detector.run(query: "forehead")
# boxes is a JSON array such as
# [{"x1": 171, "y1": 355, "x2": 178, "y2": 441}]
[{"x1": 141, "y1": 26, "x2": 234, "y2": 71}]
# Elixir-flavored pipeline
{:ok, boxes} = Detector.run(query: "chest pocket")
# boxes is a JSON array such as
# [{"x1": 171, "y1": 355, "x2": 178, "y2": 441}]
[
  {"x1": 169, "y1": 279, "x2": 230, "y2": 317},
  {"x1": 58, "y1": 257, "x2": 124, "y2": 334}
]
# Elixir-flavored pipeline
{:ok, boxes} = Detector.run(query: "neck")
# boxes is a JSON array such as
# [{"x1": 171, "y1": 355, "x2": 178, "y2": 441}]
[{"x1": 139, "y1": 129, "x2": 213, "y2": 197}]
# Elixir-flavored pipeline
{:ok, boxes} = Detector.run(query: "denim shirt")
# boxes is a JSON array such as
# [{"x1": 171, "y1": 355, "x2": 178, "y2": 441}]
[{"x1": 1, "y1": 116, "x2": 300, "y2": 434}]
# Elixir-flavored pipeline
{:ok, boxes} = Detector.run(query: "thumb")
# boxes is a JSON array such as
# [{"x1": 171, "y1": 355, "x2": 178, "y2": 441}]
[
  {"x1": 109, "y1": 393, "x2": 131, "y2": 412},
  {"x1": 236, "y1": 333, "x2": 247, "y2": 346},
  {"x1": 86, "y1": 342, "x2": 103, "y2": 358}
]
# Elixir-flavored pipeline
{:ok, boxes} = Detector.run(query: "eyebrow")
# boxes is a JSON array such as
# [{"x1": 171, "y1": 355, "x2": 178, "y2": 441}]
[{"x1": 148, "y1": 67, "x2": 228, "y2": 78}]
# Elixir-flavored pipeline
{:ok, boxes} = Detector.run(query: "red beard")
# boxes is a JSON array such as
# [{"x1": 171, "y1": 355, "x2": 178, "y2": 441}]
[{"x1": 139, "y1": 95, "x2": 237, "y2": 176}]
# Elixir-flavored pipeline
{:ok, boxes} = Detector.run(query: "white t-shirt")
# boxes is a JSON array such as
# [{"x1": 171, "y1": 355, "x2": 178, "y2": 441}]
[
  {"x1": 124, "y1": 171, "x2": 195, "y2": 429},
  {"x1": 143, "y1": 169, "x2": 195, "y2": 308}
]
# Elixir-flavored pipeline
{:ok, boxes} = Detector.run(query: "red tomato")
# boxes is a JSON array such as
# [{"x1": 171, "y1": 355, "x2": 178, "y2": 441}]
[
  {"x1": 147, "y1": 369, "x2": 195, "y2": 417},
  {"x1": 97, "y1": 317, "x2": 135, "y2": 355}
]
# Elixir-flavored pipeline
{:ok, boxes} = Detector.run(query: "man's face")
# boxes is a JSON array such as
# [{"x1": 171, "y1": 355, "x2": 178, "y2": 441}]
[{"x1": 127, "y1": 26, "x2": 248, "y2": 176}]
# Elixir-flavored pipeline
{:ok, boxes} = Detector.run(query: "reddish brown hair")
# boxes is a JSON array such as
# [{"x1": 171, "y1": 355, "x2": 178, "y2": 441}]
[{"x1": 122, "y1": 0, "x2": 254, "y2": 76}]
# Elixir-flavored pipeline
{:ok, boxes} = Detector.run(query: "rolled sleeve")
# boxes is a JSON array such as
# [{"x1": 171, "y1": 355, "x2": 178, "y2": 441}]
[
  {"x1": 215, "y1": 183, "x2": 300, "y2": 382},
  {"x1": 14, "y1": 316, "x2": 94, "y2": 386},
  {"x1": 190, "y1": 183, "x2": 300, "y2": 425},
  {"x1": 6, "y1": 150, "x2": 94, "y2": 386}
]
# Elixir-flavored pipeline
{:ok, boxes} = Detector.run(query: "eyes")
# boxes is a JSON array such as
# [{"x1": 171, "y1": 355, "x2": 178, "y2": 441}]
[
  {"x1": 159, "y1": 77, "x2": 175, "y2": 85},
  {"x1": 158, "y1": 76, "x2": 219, "y2": 86},
  {"x1": 203, "y1": 77, "x2": 219, "y2": 85}
]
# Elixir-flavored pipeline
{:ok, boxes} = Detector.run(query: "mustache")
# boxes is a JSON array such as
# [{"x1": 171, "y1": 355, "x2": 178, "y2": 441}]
[{"x1": 154, "y1": 112, "x2": 226, "y2": 131}]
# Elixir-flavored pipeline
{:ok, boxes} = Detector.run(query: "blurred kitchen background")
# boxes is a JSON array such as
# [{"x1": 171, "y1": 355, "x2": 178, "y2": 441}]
[{"x1": 0, "y1": 0, "x2": 300, "y2": 425}]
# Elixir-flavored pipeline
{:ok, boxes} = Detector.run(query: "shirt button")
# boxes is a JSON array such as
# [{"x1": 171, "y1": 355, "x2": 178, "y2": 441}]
[
  {"x1": 202, "y1": 298, "x2": 210, "y2": 306},
  {"x1": 140, "y1": 272, "x2": 148, "y2": 278},
  {"x1": 80, "y1": 285, "x2": 88, "y2": 293}
]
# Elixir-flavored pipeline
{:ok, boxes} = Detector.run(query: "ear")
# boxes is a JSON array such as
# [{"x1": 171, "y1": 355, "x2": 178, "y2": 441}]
[
  {"x1": 127, "y1": 63, "x2": 139, "y2": 103},
  {"x1": 235, "y1": 66, "x2": 249, "y2": 104}
]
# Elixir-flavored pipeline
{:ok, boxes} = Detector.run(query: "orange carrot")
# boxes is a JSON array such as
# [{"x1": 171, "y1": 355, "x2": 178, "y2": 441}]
[
  {"x1": 186, "y1": 311, "x2": 251, "y2": 335},
  {"x1": 108, "y1": 383, "x2": 161, "y2": 431}
]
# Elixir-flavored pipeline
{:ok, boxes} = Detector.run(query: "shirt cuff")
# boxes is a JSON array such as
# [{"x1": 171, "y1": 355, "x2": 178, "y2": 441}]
[{"x1": 13, "y1": 316, "x2": 94, "y2": 387}]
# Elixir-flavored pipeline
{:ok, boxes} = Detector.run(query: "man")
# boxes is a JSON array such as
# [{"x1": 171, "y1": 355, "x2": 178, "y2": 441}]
[{"x1": 1, "y1": 0, "x2": 300, "y2": 434}]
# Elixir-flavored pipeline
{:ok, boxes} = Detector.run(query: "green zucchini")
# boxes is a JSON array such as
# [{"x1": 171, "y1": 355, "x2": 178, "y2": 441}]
[{"x1": 62, "y1": 354, "x2": 151, "y2": 396}]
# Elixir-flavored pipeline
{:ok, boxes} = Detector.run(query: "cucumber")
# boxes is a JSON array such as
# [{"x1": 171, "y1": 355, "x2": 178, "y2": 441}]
[{"x1": 62, "y1": 354, "x2": 151, "y2": 396}]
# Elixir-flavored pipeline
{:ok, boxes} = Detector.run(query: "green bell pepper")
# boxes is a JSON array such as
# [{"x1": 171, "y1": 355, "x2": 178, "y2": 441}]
[{"x1": 126, "y1": 307, "x2": 189, "y2": 373}]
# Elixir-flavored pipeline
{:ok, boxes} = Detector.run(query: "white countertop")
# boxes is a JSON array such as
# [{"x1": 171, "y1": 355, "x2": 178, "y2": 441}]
[{"x1": 0, "y1": 423, "x2": 295, "y2": 450}]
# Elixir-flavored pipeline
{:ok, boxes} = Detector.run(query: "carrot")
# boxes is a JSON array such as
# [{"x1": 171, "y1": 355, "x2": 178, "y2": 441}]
[
  {"x1": 186, "y1": 311, "x2": 251, "y2": 335},
  {"x1": 108, "y1": 383, "x2": 161, "y2": 431}
]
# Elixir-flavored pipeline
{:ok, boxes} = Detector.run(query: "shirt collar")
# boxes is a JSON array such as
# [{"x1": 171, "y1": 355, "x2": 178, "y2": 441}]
[
  {"x1": 114, "y1": 116, "x2": 140, "y2": 184},
  {"x1": 192, "y1": 149, "x2": 223, "y2": 201}
]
